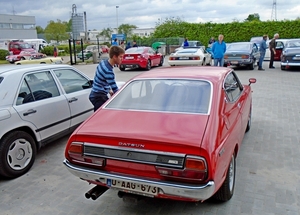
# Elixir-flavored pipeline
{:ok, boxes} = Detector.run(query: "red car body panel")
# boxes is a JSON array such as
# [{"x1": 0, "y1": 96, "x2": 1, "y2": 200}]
[
  {"x1": 64, "y1": 66, "x2": 254, "y2": 202},
  {"x1": 6, "y1": 51, "x2": 45, "y2": 63}
]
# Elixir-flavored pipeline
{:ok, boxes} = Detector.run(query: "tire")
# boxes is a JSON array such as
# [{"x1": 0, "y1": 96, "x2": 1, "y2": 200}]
[
  {"x1": 159, "y1": 57, "x2": 164, "y2": 66},
  {"x1": 207, "y1": 58, "x2": 212, "y2": 66},
  {"x1": 201, "y1": 58, "x2": 205, "y2": 66},
  {"x1": 146, "y1": 60, "x2": 151, "y2": 70},
  {"x1": 248, "y1": 62, "x2": 254, "y2": 70},
  {"x1": 0, "y1": 131, "x2": 37, "y2": 178},
  {"x1": 245, "y1": 106, "x2": 252, "y2": 132},
  {"x1": 213, "y1": 153, "x2": 236, "y2": 202},
  {"x1": 21, "y1": 57, "x2": 25, "y2": 60},
  {"x1": 120, "y1": 65, "x2": 125, "y2": 71}
]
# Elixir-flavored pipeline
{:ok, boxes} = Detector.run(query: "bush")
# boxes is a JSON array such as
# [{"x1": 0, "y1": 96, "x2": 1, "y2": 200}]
[{"x1": 0, "y1": 49, "x2": 10, "y2": 60}]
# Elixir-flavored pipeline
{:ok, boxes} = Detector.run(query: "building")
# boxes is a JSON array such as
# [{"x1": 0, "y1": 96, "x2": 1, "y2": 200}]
[
  {"x1": 0, "y1": 14, "x2": 37, "y2": 39},
  {"x1": 132, "y1": 27, "x2": 155, "y2": 37}
]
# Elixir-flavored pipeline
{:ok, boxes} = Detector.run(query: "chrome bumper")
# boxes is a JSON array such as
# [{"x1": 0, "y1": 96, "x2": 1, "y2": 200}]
[
  {"x1": 281, "y1": 62, "x2": 300, "y2": 66},
  {"x1": 63, "y1": 159, "x2": 215, "y2": 201}
]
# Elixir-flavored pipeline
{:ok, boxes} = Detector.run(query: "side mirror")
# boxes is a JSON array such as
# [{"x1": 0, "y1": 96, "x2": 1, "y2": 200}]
[{"x1": 248, "y1": 78, "x2": 256, "y2": 85}]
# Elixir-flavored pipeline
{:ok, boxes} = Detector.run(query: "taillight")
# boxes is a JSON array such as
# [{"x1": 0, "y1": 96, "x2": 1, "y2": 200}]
[
  {"x1": 155, "y1": 156, "x2": 207, "y2": 181},
  {"x1": 67, "y1": 142, "x2": 105, "y2": 167},
  {"x1": 192, "y1": 56, "x2": 200, "y2": 60},
  {"x1": 169, "y1": 57, "x2": 175, "y2": 60},
  {"x1": 137, "y1": 54, "x2": 146, "y2": 59},
  {"x1": 241, "y1": 55, "x2": 249, "y2": 59}
]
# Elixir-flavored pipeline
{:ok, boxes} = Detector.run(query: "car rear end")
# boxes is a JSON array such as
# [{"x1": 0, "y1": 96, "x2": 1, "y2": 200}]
[
  {"x1": 281, "y1": 40, "x2": 300, "y2": 70},
  {"x1": 168, "y1": 49, "x2": 203, "y2": 66}
]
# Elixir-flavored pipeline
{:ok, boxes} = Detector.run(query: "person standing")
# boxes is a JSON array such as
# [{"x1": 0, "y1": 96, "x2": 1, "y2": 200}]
[
  {"x1": 53, "y1": 46, "x2": 58, "y2": 57},
  {"x1": 89, "y1": 46, "x2": 125, "y2": 111},
  {"x1": 212, "y1": 34, "x2": 226, "y2": 67},
  {"x1": 132, "y1": 41, "x2": 138, "y2": 47},
  {"x1": 208, "y1": 37, "x2": 215, "y2": 47},
  {"x1": 258, "y1": 35, "x2": 268, "y2": 70},
  {"x1": 183, "y1": 38, "x2": 189, "y2": 47},
  {"x1": 119, "y1": 40, "x2": 125, "y2": 50},
  {"x1": 269, "y1": 33, "x2": 279, "y2": 69},
  {"x1": 112, "y1": 38, "x2": 118, "y2": 46},
  {"x1": 125, "y1": 42, "x2": 131, "y2": 50}
]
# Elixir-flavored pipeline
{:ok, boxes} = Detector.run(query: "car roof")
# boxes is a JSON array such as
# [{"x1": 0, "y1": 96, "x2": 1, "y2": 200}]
[
  {"x1": 131, "y1": 66, "x2": 232, "y2": 84},
  {"x1": 230, "y1": 42, "x2": 253, "y2": 45},
  {"x1": 0, "y1": 64, "x2": 74, "y2": 76}
]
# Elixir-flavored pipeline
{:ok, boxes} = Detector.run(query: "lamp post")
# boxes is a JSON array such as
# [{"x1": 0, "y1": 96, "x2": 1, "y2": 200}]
[{"x1": 116, "y1": 5, "x2": 119, "y2": 33}]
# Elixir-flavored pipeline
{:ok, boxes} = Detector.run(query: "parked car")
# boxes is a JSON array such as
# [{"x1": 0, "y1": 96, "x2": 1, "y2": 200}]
[
  {"x1": 250, "y1": 36, "x2": 269, "y2": 49},
  {"x1": 280, "y1": 39, "x2": 300, "y2": 70},
  {"x1": 168, "y1": 47, "x2": 212, "y2": 66},
  {"x1": 0, "y1": 64, "x2": 94, "y2": 178},
  {"x1": 63, "y1": 66, "x2": 256, "y2": 203},
  {"x1": 120, "y1": 47, "x2": 164, "y2": 71},
  {"x1": 175, "y1": 40, "x2": 203, "y2": 52},
  {"x1": 224, "y1": 42, "x2": 260, "y2": 70},
  {"x1": 264, "y1": 39, "x2": 289, "y2": 61},
  {"x1": 77, "y1": 45, "x2": 102, "y2": 60},
  {"x1": 6, "y1": 51, "x2": 45, "y2": 64},
  {"x1": 14, "y1": 55, "x2": 63, "y2": 65},
  {"x1": 100, "y1": 45, "x2": 109, "y2": 53}
]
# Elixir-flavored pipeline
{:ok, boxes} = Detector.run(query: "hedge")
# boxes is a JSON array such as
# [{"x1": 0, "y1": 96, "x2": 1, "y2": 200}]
[{"x1": 0, "y1": 49, "x2": 10, "y2": 60}]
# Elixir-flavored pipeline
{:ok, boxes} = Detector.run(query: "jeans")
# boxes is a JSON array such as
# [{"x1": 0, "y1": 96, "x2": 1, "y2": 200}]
[
  {"x1": 258, "y1": 51, "x2": 266, "y2": 68},
  {"x1": 89, "y1": 91, "x2": 109, "y2": 112},
  {"x1": 269, "y1": 50, "x2": 275, "y2": 68},
  {"x1": 214, "y1": 58, "x2": 224, "y2": 67}
]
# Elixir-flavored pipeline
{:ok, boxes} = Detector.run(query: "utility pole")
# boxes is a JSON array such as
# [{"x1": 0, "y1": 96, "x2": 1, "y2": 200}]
[
  {"x1": 271, "y1": 0, "x2": 277, "y2": 21},
  {"x1": 116, "y1": 6, "x2": 119, "y2": 33}
]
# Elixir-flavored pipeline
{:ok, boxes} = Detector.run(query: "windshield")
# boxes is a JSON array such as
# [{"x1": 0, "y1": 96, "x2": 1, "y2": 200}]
[
  {"x1": 20, "y1": 43, "x2": 32, "y2": 49},
  {"x1": 106, "y1": 79, "x2": 211, "y2": 114},
  {"x1": 286, "y1": 40, "x2": 300, "y2": 48},
  {"x1": 227, "y1": 44, "x2": 251, "y2": 51},
  {"x1": 125, "y1": 47, "x2": 145, "y2": 54}
]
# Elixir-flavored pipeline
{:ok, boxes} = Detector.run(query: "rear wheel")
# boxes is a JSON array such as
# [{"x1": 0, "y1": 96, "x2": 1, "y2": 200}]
[
  {"x1": 245, "y1": 106, "x2": 252, "y2": 132},
  {"x1": 201, "y1": 58, "x2": 205, "y2": 66},
  {"x1": 248, "y1": 62, "x2": 254, "y2": 70},
  {"x1": 21, "y1": 57, "x2": 25, "y2": 60},
  {"x1": 0, "y1": 131, "x2": 37, "y2": 178},
  {"x1": 159, "y1": 57, "x2": 164, "y2": 66},
  {"x1": 120, "y1": 65, "x2": 125, "y2": 71},
  {"x1": 146, "y1": 60, "x2": 151, "y2": 70},
  {"x1": 213, "y1": 153, "x2": 236, "y2": 202}
]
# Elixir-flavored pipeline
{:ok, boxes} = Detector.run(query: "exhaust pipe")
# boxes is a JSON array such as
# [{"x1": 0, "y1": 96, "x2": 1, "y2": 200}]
[{"x1": 85, "y1": 185, "x2": 108, "y2": 200}]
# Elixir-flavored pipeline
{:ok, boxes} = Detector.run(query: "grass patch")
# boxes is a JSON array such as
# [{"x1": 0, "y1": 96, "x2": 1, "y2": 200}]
[{"x1": 0, "y1": 60, "x2": 9, "y2": 65}]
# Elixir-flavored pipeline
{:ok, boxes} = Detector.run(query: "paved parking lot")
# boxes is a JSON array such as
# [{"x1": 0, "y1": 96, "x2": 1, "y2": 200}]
[{"x1": 1, "y1": 61, "x2": 300, "y2": 215}]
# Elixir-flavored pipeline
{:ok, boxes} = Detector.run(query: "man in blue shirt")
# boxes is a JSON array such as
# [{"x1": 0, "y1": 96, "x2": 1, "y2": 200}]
[
  {"x1": 212, "y1": 34, "x2": 226, "y2": 67},
  {"x1": 89, "y1": 46, "x2": 125, "y2": 111},
  {"x1": 183, "y1": 38, "x2": 189, "y2": 47},
  {"x1": 112, "y1": 38, "x2": 118, "y2": 46},
  {"x1": 258, "y1": 35, "x2": 268, "y2": 71}
]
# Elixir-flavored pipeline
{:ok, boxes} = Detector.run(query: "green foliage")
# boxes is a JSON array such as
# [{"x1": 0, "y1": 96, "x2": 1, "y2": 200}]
[
  {"x1": 44, "y1": 20, "x2": 70, "y2": 43},
  {"x1": 153, "y1": 20, "x2": 300, "y2": 45},
  {"x1": 63, "y1": 19, "x2": 72, "y2": 32},
  {"x1": 0, "y1": 49, "x2": 10, "y2": 60},
  {"x1": 245, "y1": 13, "x2": 260, "y2": 22},
  {"x1": 36, "y1": 26, "x2": 44, "y2": 34},
  {"x1": 118, "y1": 24, "x2": 137, "y2": 37},
  {"x1": 98, "y1": 28, "x2": 113, "y2": 41}
]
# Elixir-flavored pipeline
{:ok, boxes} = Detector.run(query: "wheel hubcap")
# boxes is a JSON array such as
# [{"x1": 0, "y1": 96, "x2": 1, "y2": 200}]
[
  {"x1": 229, "y1": 155, "x2": 235, "y2": 191},
  {"x1": 7, "y1": 138, "x2": 33, "y2": 170}
]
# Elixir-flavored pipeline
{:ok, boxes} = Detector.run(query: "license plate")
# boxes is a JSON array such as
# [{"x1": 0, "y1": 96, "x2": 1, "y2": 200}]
[
  {"x1": 230, "y1": 61, "x2": 238, "y2": 64},
  {"x1": 125, "y1": 56, "x2": 134, "y2": 59},
  {"x1": 125, "y1": 65, "x2": 133, "y2": 68},
  {"x1": 179, "y1": 57, "x2": 189, "y2": 60},
  {"x1": 106, "y1": 179, "x2": 158, "y2": 195}
]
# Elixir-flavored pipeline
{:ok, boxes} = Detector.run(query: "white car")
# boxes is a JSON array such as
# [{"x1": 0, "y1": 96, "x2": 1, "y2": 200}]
[
  {"x1": 0, "y1": 64, "x2": 95, "y2": 178},
  {"x1": 174, "y1": 40, "x2": 203, "y2": 52},
  {"x1": 168, "y1": 47, "x2": 212, "y2": 66}
]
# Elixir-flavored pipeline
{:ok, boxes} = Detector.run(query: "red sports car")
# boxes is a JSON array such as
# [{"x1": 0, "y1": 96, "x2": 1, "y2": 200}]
[
  {"x1": 100, "y1": 45, "x2": 109, "y2": 53},
  {"x1": 64, "y1": 67, "x2": 256, "y2": 202},
  {"x1": 120, "y1": 46, "x2": 164, "y2": 71},
  {"x1": 6, "y1": 51, "x2": 45, "y2": 63}
]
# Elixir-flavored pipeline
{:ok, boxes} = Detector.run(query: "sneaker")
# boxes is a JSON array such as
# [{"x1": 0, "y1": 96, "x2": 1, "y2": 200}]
[
  {"x1": 258, "y1": 68, "x2": 265, "y2": 71},
  {"x1": 269, "y1": 66, "x2": 275, "y2": 69}
]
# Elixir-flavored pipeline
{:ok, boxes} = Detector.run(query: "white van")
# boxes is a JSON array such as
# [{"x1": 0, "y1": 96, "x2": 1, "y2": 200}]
[{"x1": 21, "y1": 39, "x2": 49, "y2": 52}]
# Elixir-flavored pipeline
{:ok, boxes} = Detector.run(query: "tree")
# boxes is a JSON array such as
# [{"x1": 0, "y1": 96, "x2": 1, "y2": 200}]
[
  {"x1": 245, "y1": 13, "x2": 260, "y2": 22},
  {"x1": 36, "y1": 26, "x2": 44, "y2": 34},
  {"x1": 98, "y1": 27, "x2": 113, "y2": 42},
  {"x1": 62, "y1": 19, "x2": 72, "y2": 32},
  {"x1": 117, "y1": 24, "x2": 137, "y2": 37},
  {"x1": 44, "y1": 19, "x2": 70, "y2": 42}
]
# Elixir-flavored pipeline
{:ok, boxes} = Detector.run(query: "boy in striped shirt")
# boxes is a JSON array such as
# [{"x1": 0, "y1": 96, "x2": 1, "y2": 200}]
[{"x1": 89, "y1": 46, "x2": 125, "y2": 111}]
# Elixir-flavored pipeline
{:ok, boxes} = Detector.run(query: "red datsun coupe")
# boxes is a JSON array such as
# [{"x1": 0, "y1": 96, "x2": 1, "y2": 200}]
[{"x1": 64, "y1": 67, "x2": 256, "y2": 202}]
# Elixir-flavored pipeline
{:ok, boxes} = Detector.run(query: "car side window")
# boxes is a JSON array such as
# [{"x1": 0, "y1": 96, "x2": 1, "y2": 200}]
[
  {"x1": 224, "y1": 72, "x2": 243, "y2": 102},
  {"x1": 276, "y1": 42, "x2": 284, "y2": 49},
  {"x1": 53, "y1": 69, "x2": 91, "y2": 94},
  {"x1": 17, "y1": 71, "x2": 60, "y2": 105},
  {"x1": 253, "y1": 44, "x2": 258, "y2": 52}
]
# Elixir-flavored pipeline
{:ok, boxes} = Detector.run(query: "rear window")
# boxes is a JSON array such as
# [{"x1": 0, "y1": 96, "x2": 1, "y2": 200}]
[
  {"x1": 177, "y1": 49, "x2": 198, "y2": 54},
  {"x1": 106, "y1": 79, "x2": 211, "y2": 114},
  {"x1": 125, "y1": 47, "x2": 145, "y2": 54},
  {"x1": 227, "y1": 44, "x2": 251, "y2": 51}
]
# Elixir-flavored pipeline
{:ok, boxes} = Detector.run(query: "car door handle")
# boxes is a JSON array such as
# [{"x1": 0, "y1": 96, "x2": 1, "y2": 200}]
[
  {"x1": 23, "y1": 109, "x2": 37, "y2": 116},
  {"x1": 237, "y1": 103, "x2": 241, "y2": 108},
  {"x1": 68, "y1": 97, "x2": 78, "y2": 103}
]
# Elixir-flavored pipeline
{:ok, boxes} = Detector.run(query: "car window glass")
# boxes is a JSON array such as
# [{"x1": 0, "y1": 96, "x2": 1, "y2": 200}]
[
  {"x1": 53, "y1": 69, "x2": 91, "y2": 94},
  {"x1": 106, "y1": 79, "x2": 211, "y2": 114},
  {"x1": 224, "y1": 72, "x2": 242, "y2": 102},
  {"x1": 17, "y1": 71, "x2": 59, "y2": 105},
  {"x1": 276, "y1": 42, "x2": 284, "y2": 49}
]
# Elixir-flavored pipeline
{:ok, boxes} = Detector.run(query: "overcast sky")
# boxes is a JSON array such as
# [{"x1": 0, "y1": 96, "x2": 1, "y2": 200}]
[{"x1": 0, "y1": 0, "x2": 299, "y2": 30}]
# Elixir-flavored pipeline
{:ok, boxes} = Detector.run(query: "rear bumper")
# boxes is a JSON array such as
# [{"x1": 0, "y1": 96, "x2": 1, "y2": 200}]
[
  {"x1": 63, "y1": 159, "x2": 215, "y2": 201},
  {"x1": 121, "y1": 60, "x2": 147, "y2": 68},
  {"x1": 224, "y1": 59, "x2": 254, "y2": 65},
  {"x1": 281, "y1": 62, "x2": 300, "y2": 66}
]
